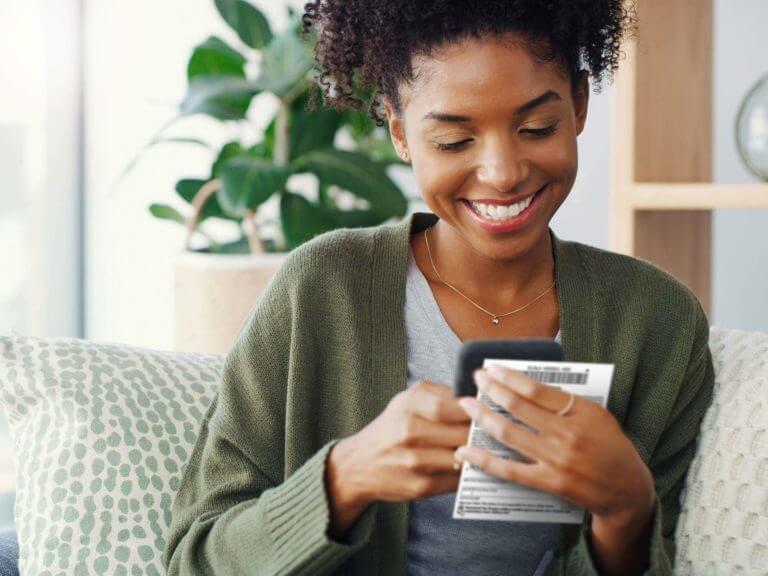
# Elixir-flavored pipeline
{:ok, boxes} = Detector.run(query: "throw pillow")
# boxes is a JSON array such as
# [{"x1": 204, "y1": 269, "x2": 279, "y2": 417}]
[{"x1": 0, "y1": 336, "x2": 222, "y2": 576}]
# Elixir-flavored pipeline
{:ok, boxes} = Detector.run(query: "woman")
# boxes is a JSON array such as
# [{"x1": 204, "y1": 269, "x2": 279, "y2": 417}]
[{"x1": 164, "y1": 1, "x2": 714, "y2": 575}]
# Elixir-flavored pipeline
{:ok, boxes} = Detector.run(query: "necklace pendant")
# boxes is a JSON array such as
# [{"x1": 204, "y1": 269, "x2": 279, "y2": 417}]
[{"x1": 492, "y1": 316, "x2": 500, "y2": 325}]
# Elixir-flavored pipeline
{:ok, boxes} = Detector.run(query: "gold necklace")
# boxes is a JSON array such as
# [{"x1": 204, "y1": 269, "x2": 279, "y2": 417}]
[{"x1": 424, "y1": 227, "x2": 556, "y2": 325}]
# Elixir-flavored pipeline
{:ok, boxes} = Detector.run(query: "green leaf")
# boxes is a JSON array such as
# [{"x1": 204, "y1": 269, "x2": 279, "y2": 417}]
[
  {"x1": 248, "y1": 140, "x2": 272, "y2": 159},
  {"x1": 211, "y1": 141, "x2": 273, "y2": 180},
  {"x1": 153, "y1": 137, "x2": 211, "y2": 148},
  {"x1": 181, "y1": 36, "x2": 257, "y2": 120},
  {"x1": 217, "y1": 156, "x2": 292, "y2": 217},
  {"x1": 187, "y1": 36, "x2": 246, "y2": 79},
  {"x1": 211, "y1": 142, "x2": 247, "y2": 178},
  {"x1": 290, "y1": 89, "x2": 340, "y2": 161},
  {"x1": 214, "y1": 0, "x2": 273, "y2": 49},
  {"x1": 254, "y1": 30, "x2": 313, "y2": 96},
  {"x1": 175, "y1": 179, "x2": 238, "y2": 221},
  {"x1": 287, "y1": 5, "x2": 304, "y2": 36},
  {"x1": 292, "y1": 148, "x2": 407, "y2": 217},
  {"x1": 259, "y1": 88, "x2": 338, "y2": 163},
  {"x1": 280, "y1": 192, "x2": 338, "y2": 249},
  {"x1": 180, "y1": 76, "x2": 259, "y2": 120},
  {"x1": 205, "y1": 236, "x2": 251, "y2": 254},
  {"x1": 343, "y1": 107, "x2": 376, "y2": 140},
  {"x1": 279, "y1": 193, "x2": 391, "y2": 249},
  {"x1": 149, "y1": 203, "x2": 186, "y2": 224},
  {"x1": 328, "y1": 208, "x2": 391, "y2": 228}
]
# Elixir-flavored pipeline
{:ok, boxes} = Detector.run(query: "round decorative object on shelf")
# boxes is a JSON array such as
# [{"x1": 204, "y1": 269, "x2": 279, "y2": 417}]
[{"x1": 736, "y1": 73, "x2": 768, "y2": 180}]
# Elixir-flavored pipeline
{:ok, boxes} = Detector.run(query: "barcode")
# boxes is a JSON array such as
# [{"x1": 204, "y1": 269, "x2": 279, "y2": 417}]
[{"x1": 521, "y1": 370, "x2": 588, "y2": 385}]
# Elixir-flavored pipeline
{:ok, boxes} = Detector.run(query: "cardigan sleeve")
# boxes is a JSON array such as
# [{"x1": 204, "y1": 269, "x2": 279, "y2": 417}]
[
  {"x1": 563, "y1": 304, "x2": 715, "y2": 575},
  {"x1": 163, "y1": 260, "x2": 378, "y2": 576}
]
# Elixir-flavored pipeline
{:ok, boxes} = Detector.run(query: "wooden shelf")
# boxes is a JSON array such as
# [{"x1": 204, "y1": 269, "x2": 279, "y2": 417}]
[
  {"x1": 610, "y1": 0, "x2": 717, "y2": 314},
  {"x1": 632, "y1": 183, "x2": 768, "y2": 210}
]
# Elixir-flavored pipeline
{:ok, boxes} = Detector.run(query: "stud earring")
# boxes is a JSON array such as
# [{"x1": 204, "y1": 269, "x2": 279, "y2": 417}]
[{"x1": 402, "y1": 150, "x2": 409, "y2": 161}]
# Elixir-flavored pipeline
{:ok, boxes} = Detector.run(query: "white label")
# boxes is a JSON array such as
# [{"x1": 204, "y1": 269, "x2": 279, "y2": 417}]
[{"x1": 452, "y1": 359, "x2": 614, "y2": 524}]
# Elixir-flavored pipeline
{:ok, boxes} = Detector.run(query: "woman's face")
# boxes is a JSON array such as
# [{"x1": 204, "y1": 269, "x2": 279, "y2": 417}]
[{"x1": 386, "y1": 34, "x2": 589, "y2": 261}]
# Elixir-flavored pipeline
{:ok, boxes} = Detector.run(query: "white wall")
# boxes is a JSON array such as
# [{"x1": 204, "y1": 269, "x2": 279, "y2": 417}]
[
  {"x1": 712, "y1": 0, "x2": 768, "y2": 332},
  {"x1": 84, "y1": 0, "x2": 304, "y2": 349},
  {"x1": 84, "y1": 0, "x2": 768, "y2": 350}
]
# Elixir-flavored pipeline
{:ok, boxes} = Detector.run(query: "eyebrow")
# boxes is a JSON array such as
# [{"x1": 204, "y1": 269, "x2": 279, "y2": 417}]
[{"x1": 422, "y1": 90, "x2": 562, "y2": 123}]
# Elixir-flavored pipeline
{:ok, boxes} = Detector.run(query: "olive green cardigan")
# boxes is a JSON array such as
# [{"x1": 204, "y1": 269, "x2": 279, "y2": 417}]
[{"x1": 164, "y1": 212, "x2": 714, "y2": 576}]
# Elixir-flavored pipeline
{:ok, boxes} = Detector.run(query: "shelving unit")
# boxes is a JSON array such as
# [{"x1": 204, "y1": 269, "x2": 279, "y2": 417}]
[{"x1": 610, "y1": 0, "x2": 768, "y2": 315}]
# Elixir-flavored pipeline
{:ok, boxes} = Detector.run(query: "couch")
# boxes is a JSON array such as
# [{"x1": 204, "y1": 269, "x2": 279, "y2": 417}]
[{"x1": 0, "y1": 328, "x2": 765, "y2": 575}]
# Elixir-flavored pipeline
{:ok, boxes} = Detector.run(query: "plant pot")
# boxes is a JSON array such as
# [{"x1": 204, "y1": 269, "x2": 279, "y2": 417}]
[{"x1": 174, "y1": 251, "x2": 287, "y2": 354}]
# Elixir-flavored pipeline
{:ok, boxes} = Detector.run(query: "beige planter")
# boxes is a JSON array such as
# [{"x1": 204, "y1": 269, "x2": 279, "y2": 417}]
[{"x1": 174, "y1": 251, "x2": 287, "y2": 355}]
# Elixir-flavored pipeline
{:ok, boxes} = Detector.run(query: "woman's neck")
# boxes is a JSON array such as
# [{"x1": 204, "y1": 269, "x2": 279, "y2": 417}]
[{"x1": 422, "y1": 220, "x2": 555, "y2": 310}]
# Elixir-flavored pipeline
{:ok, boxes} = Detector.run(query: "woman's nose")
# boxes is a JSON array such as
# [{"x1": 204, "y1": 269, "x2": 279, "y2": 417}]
[{"x1": 475, "y1": 142, "x2": 530, "y2": 193}]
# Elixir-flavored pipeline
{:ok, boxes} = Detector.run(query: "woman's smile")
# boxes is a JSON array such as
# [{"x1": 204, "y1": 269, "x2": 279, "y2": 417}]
[{"x1": 460, "y1": 183, "x2": 548, "y2": 234}]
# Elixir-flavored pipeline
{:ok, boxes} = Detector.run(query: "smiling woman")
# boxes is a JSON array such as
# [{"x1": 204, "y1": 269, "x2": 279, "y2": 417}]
[
  {"x1": 302, "y1": 0, "x2": 633, "y2": 341},
  {"x1": 164, "y1": 2, "x2": 715, "y2": 576}
]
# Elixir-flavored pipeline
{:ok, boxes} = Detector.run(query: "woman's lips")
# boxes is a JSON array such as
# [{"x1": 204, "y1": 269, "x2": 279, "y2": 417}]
[{"x1": 461, "y1": 185, "x2": 546, "y2": 233}]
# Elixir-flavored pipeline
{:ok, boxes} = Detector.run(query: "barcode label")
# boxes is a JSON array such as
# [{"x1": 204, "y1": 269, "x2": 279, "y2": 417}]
[{"x1": 520, "y1": 370, "x2": 588, "y2": 385}]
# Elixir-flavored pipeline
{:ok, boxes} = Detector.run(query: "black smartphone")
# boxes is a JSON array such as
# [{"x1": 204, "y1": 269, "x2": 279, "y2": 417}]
[{"x1": 452, "y1": 339, "x2": 564, "y2": 397}]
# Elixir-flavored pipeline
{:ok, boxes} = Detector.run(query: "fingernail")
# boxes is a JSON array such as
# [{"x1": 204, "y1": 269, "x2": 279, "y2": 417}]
[
  {"x1": 486, "y1": 364, "x2": 507, "y2": 379},
  {"x1": 454, "y1": 446, "x2": 467, "y2": 461},
  {"x1": 459, "y1": 397, "x2": 479, "y2": 417},
  {"x1": 474, "y1": 371, "x2": 487, "y2": 391}
]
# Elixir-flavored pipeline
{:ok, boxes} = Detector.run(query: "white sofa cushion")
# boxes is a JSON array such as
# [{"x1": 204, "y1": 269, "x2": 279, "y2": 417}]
[{"x1": 675, "y1": 328, "x2": 768, "y2": 575}]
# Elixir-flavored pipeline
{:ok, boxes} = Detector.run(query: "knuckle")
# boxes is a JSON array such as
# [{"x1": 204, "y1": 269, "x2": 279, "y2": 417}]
[
  {"x1": 555, "y1": 448, "x2": 578, "y2": 473},
  {"x1": 402, "y1": 451, "x2": 421, "y2": 471},
  {"x1": 517, "y1": 379, "x2": 537, "y2": 397},
  {"x1": 411, "y1": 477, "x2": 433, "y2": 499},
  {"x1": 421, "y1": 399, "x2": 439, "y2": 421},
  {"x1": 554, "y1": 434, "x2": 583, "y2": 471},
  {"x1": 389, "y1": 390, "x2": 409, "y2": 409},
  {"x1": 548, "y1": 474, "x2": 569, "y2": 496},
  {"x1": 399, "y1": 417, "x2": 420, "y2": 446},
  {"x1": 498, "y1": 425, "x2": 517, "y2": 447},
  {"x1": 503, "y1": 390, "x2": 520, "y2": 409},
  {"x1": 412, "y1": 380, "x2": 430, "y2": 394},
  {"x1": 430, "y1": 398, "x2": 451, "y2": 421},
  {"x1": 562, "y1": 427, "x2": 584, "y2": 451}
]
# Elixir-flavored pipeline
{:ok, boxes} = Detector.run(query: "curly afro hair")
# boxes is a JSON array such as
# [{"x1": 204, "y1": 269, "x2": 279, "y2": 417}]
[{"x1": 302, "y1": 0, "x2": 636, "y2": 125}]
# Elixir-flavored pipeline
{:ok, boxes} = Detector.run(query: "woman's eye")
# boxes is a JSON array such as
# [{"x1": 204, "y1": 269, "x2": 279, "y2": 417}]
[
  {"x1": 435, "y1": 139, "x2": 471, "y2": 151},
  {"x1": 521, "y1": 124, "x2": 558, "y2": 138}
]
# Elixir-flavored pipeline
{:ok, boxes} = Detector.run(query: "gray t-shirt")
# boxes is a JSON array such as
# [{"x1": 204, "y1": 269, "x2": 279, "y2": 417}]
[{"x1": 405, "y1": 243, "x2": 562, "y2": 576}]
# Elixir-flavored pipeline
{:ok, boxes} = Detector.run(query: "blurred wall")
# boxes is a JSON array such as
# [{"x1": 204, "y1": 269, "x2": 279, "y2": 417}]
[
  {"x1": 85, "y1": 0, "x2": 305, "y2": 348},
  {"x1": 84, "y1": 0, "x2": 768, "y2": 350},
  {"x1": 711, "y1": 0, "x2": 768, "y2": 332}
]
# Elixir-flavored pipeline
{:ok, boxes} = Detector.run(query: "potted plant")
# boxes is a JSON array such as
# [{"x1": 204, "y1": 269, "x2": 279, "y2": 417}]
[{"x1": 133, "y1": 0, "x2": 408, "y2": 353}]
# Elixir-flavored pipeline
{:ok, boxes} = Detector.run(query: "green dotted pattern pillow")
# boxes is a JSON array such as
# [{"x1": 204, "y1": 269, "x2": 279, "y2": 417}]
[{"x1": 0, "y1": 336, "x2": 223, "y2": 575}]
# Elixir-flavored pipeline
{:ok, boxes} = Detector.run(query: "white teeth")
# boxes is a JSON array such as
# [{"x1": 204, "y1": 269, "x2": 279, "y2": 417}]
[{"x1": 469, "y1": 194, "x2": 534, "y2": 221}]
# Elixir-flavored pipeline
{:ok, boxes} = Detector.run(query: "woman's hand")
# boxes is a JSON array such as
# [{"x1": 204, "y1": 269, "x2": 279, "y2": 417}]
[
  {"x1": 326, "y1": 381, "x2": 471, "y2": 538},
  {"x1": 453, "y1": 364, "x2": 656, "y2": 575}
]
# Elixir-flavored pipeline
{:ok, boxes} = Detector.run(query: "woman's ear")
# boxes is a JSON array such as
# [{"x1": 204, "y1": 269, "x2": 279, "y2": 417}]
[
  {"x1": 574, "y1": 71, "x2": 590, "y2": 136},
  {"x1": 383, "y1": 97, "x2": 409, "y2": 159}
]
